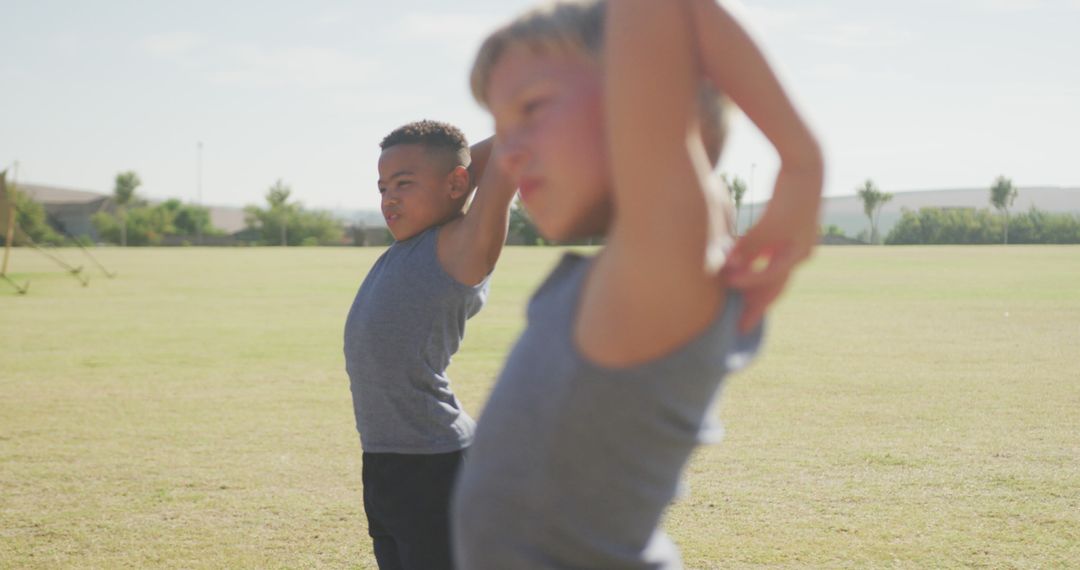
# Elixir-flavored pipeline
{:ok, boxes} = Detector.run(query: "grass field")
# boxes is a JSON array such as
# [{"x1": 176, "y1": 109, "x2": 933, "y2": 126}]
[{"x1": 2, "y1": 245, "x2": 1078, "y2": 569}]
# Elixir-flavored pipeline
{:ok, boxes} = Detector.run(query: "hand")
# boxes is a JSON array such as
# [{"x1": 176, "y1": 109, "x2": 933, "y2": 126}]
[{"x1": 722, "y1": 165, "x2": 822, "y2": 333}]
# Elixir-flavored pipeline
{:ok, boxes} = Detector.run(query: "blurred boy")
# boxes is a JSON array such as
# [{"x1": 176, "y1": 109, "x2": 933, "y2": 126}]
[{"x1": 454, "y1": 1, "x2": 823, "y2": 567}]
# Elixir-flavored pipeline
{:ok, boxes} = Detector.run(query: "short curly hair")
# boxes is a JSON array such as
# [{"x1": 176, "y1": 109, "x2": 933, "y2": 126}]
[{"x1": 380, "y1": 119, "x2": 471, "y2": 170}]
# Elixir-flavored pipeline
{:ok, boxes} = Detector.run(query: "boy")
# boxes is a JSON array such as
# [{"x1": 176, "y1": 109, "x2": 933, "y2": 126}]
[
  {"x1": 344, "y1": 120, "x2": 514, "y2": 570},
  {"x1": 453, "y1": 1, "x2": 823, "y2": 568}
]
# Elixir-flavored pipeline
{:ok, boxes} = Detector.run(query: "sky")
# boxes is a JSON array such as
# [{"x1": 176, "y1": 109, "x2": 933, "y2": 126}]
[{"x1": 2, "y1": 0, "x2": 1078, "y2": 212}]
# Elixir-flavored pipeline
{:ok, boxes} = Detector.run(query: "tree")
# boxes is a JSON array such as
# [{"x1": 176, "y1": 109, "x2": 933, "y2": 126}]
[
  {"x1": 856, "y1": 179, "x2": 893, "y2": 244},
  {"x1": 989, "y1": 175, "x2": 1018, "y2": 244},
  {"x1": 9, "y1": 186, "x2": 64, "y2": 246},
  {"x1": 159, "y1": 199, "x2": 218, "y2": 237},
  {"x1": 242, "y1": 181, "x2": 343, "y2": 246},
  {"x1": 722, "y1": 174, "x2": 748, "y2": 235},
  {"x1": 822, "y1": 224, "x2": 846, "y2": 238},
  {"x1": 265, "y1": 179, "x2": 293, "y2": 246},
  {"x1": 113, "y1": 171, "x2": 142, "y2": 246},
  {"x1": 91, "y1": 199, "x2": 223, "y2": 246},
  {"x1": 508, "y1": 197, "x2": 544, "y2": 245},
  {"x1": 92, "y1": 203, "x2": 174, "y2": 246}
]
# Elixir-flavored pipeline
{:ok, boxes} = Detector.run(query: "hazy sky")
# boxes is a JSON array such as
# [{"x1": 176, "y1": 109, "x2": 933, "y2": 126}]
[{"x1": 2, "y1": 0, "x2": 1078, "y2": 212}]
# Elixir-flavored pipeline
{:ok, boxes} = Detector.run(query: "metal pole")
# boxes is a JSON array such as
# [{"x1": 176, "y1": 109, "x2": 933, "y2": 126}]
[
  {"x1": 2, "y1": 162, "x2": 19, "y2": 275},
  {"x1": 197, "y1": 141, "x2": 203, "y2": 245}
]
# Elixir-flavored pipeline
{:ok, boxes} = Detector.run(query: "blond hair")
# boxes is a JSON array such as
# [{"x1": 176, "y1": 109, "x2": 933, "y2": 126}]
[{"x1": 470, "y1": 0, "x2": 728, "y2": 165}]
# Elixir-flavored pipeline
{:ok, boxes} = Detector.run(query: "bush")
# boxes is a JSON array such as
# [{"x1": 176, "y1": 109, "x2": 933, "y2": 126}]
[
  {"x1": 93, "y1": 205, "x2": 175, "y2": 246},
  {"x1": 158, "y1": 200, "x2": 223, "y2": 237},
  {"x1": 822, "y1": 224, "x2": 846, "y2": 238},
  {"x1": 243, "y1": 206, "x2": 344, "y2": 246},
  {"x1": 0, "y1": 187, "x2": 64, "y2": 246},
  {"x1": 7, "y1": 190, "x2": 65, "y2": 246},
  {"x1": 886, "y1": 207, "x2": 1080, "y2": 244},
  {"x1": 92, "y1": 200, "x2": 226, "y2": 246}
]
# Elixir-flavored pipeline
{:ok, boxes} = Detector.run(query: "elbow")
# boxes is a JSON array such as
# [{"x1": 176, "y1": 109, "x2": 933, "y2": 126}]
[{"x1": 780, "y1": 132, "x2": 824, "y2": 177}]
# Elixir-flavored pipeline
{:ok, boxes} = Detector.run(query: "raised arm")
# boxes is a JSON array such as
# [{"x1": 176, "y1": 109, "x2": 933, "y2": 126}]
[
  {"x1": 438, "y1": 136, "x2": 518, "y2": 286},
  {"x1": 466, "y1": 135, "x2": 495, "y2": 191},
  {"x1": 577, "y1": 0, "x2": 821, "y2": 366},
  {"x1": 688, "y1": 0, "x2": 824, "y2": 332},
  {"x1": 576, "y1": 0, "x2": 723, "y2": 367}
]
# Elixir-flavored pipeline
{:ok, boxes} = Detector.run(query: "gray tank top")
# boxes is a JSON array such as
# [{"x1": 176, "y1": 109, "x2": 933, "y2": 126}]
[
  {"x1": 344, "y1": 225, "x2": 488, "y2": 454},
  {"x1": 453, "y1": 252, "x2": 762, "y2": 569}
]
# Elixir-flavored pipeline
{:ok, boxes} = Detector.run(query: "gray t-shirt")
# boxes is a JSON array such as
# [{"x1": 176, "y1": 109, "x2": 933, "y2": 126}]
[
  {"x1": 453, "y1": 253, "x2": 763, "y2": 569},
  {"x1": 344, "y1": 225, "x2": 488, "y2": 454}
]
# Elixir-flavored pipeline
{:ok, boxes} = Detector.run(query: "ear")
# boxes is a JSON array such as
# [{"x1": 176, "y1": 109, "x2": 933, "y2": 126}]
[{"x1": 447, "y1": 165, "x2": 471, "y2": 199}]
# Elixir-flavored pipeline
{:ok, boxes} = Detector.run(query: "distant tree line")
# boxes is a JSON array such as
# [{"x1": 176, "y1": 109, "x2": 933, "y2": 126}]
[
  {"x1": 2, "y1": 171, "x2": 219, "y2": 247},
  {"x1": 89, "y1": 173, "x2": 345, "y2": 246},
  {"x1": 885, "y1": 207, "x2": 1080, "y2": 245},
  {"x1": 851, "y1": 175, "x2": 1080, "y2": 245},
  {"x1": 92, "y1": 199, "x2": 222, "y2": 246},
  {"x1": 91, "y1": 171, "x2": 222, "y2": 246},
  {"x1": 13, "y1": 168, "x2": 1076, "y2": 248}
]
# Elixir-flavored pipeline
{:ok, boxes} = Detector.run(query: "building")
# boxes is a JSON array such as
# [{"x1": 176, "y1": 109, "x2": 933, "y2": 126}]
[{"x1": 18, "y1": 183, "x2": 112, "y2": 241}]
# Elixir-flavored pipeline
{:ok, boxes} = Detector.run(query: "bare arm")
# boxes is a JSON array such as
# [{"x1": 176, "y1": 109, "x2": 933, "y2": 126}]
[
  {"x1": 689, "y1": 0, "x2": 824, "y2": 332},
  {"x1": 577, "y1": 0, "x2": 822, "y2": 366},
  {"x1": 691, "y1": 0, "x2": 822, "y2": 174},
  {"x1": 578, "y1": 0, "x2": 719, "y2": 367},
  {"x1": 466, "y1": 136, "x2": 495, "y2": 192},
  {"x1": 438, "y1": 136, "x2": 517, "y2": 286}
]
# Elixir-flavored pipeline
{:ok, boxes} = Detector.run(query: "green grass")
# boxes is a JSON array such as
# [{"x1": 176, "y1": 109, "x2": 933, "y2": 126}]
[{"x1": 1, "y1": 245, "x2": 1078, "y2": 568}]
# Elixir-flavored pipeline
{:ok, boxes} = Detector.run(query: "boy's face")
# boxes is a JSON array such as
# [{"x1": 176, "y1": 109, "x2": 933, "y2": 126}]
[
  {"x1": 377, "y1": 144, "x2": 466, "y2": 241},
  {"x1": 486, "y1": 44, "x2": 612, "y2": 241}
]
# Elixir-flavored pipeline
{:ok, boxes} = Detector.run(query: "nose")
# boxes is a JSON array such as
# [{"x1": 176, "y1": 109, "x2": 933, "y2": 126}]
[
  {"x1": 382, "y1": 190, "x2": 399, "y2": 208},
  {"x1": 497, "y1": 132, "x2": 530, "y2": 180}
]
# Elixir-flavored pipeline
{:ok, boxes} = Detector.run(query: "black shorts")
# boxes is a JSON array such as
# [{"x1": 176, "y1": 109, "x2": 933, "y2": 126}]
[{"x1": 362, "y1": 450, "x2": 465, "y2": 570}]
